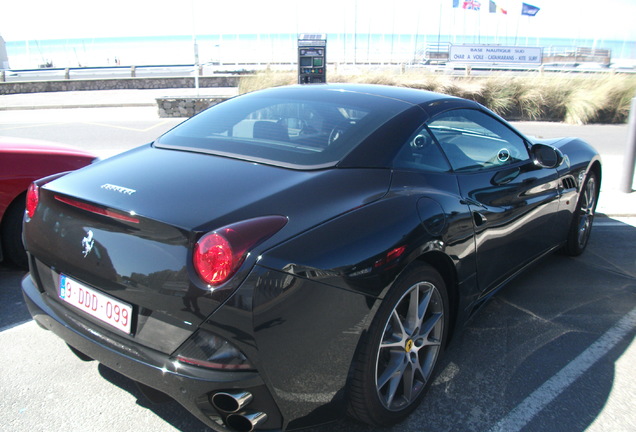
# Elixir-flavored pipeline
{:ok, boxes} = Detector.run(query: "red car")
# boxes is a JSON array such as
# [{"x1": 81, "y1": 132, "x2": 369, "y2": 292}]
[{"x1": 0, "y1": 137, "x2": 96, "y2": 267}]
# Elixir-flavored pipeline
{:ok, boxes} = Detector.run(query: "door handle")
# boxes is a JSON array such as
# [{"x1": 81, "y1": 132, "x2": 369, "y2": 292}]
[
  {"x1": 473, "y1": 211, "x2": 488, "y2": 226},
  {"x1": 460, "y1": 197, "x2": 486, "y2": 209},
  {"x1": 492, "y1": 167, "x2": 521, "y2": 185}
]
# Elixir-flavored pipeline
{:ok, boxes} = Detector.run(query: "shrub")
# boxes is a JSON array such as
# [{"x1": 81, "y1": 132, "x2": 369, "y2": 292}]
[{"x1": 238, "y1": 70, "x2": 636, "y2": 124}]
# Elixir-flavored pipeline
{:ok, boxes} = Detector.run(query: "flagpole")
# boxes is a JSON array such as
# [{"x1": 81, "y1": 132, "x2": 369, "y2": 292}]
[
  {"x1": 414, "y1": 6, "x2": 421, "y2": 63},
  {"x1": 473, "y1": 5, "x2": 478, "y2": 44},
  {"x1": 191, "y1": 0, "x2": 199, "y2": 96},
  {"x1": 343, "y1": 7, "x2": 347, "y2": 65},
  {"x1": 495, "y1": 6, "x2": 500, "y2": 44},
  {"x1": 390, "y1": 7, "x2": 396, "y2": 64},
  {"x1": 478, "y1": 7, "x2": 481, "y2": 44},
  {"x1": 354, "y1": 0, "x2": 358, "y2": 65},
  {"x1": 514, "y1": 6, "x2": 520, "y2": 46},
  {"x1": 463, "y1": 5, "x2": 467, "y2": 44},
  {"x1": 437, "y1": 0, "x2": 443, "y2": 50},
  {"x1": 452, "y1": 5, "x2": 457, "y2": 44},
  {"x1": 367, "y1": 16, "x2": 371, "y2": 64}
]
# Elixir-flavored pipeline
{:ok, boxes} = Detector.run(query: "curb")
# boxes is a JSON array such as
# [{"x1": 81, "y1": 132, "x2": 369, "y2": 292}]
[{"x1": 0, "y1": 103, "x2": 156, "y2": 111}]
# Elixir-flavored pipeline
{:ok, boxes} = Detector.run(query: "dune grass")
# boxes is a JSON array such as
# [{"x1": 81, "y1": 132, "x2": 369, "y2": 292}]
[{"x1": 238, "y1": 70, "x2": 636, "y2": 124}]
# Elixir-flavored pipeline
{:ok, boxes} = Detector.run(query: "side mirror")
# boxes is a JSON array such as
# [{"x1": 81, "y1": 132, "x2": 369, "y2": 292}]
[{"x1": 531, "y1": 143, "x2": 564, "y2": 169}]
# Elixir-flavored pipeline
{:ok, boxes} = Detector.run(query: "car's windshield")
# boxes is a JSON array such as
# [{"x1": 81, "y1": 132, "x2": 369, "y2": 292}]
[{"x1": 155, "y1": 89, "x2": 411, "y2": 169}]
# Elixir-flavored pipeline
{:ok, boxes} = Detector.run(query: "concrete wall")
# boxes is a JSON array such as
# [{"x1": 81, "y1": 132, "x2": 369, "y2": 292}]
[
  {"x1": 0, "y1": 76, "x2": 240, "y2": 95},
  {"x1": 157, "y1": 96, "x2": 230, "y2": 118}
]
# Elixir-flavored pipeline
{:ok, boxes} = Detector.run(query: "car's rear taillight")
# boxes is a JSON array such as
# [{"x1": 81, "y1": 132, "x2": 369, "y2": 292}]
[
  {"x1": 25, "y1": 172, "x2": 71, "y2": 220},
  {"x1": 26, "y1": 183, "x2": 39, "y2": 219},
  {"x1": 193, "y1": 216, "x2": 288, "y2": 287}
]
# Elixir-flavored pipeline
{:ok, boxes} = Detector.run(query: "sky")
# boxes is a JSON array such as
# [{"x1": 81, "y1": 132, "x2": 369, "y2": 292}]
[{"x1": 1, "y1": 0, "x2": 635, "y2": 43}]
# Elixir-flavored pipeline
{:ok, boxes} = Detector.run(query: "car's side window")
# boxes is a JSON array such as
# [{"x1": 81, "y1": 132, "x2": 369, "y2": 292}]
[
  {"x1": 427, "y1": 109, "x2": 530, "y2": 172},
  {"x1": 393, "y1": 126, "x2": 451, "y2": 172}
]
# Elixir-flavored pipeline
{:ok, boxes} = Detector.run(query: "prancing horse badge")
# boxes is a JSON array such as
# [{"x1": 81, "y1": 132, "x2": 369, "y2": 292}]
[{"x1": 82, "y1": 230, "x2": 95, "y2": 258}]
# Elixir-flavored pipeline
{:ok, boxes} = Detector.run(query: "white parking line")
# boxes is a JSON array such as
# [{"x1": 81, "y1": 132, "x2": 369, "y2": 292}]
[
  {"x1": 488, "y1": 307, "x2": 636, "y2": 432},
  {"x1": 595, "y1": 217, "x2": 636, "y2": 227}
]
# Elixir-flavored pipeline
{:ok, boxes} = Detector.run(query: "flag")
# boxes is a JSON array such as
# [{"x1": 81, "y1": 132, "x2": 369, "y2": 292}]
[
  {"x1": 489, "y1": 0, "x2": 507, "y2": 14},
  {"x1": 521, "y1": 2, "x2": 540, "y2": 16},
  {"x1": 453, "y1": 0, "x2": 460, "y2": 8},
  {"x1": 463, "y1": 0, "x2": 481, "y2": 11}
]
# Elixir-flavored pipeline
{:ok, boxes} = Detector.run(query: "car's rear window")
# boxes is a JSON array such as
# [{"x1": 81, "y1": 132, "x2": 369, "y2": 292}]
[{"x1": 155, "y1": 89, "x2": 411, "y2": 169}]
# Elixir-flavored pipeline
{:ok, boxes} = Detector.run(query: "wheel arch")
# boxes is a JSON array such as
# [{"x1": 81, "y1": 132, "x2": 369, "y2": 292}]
[
  {"x1": 588, "y1": 160, "x2": 602, "y2": 191},
  {"x1": 345, "y1": 250, "x2": 459, "y2": 425},
  {"x1": 0, "y1": 191, "x2": 27, "y2": 264},
  {"x1": 413, "y1": 250, "x2": 460, "y2": 343}
]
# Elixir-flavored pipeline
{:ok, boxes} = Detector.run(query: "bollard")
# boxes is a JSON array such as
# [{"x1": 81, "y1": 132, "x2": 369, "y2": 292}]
[{"x1": 620, "y1": 97, "x2": 636, "y2": 193}]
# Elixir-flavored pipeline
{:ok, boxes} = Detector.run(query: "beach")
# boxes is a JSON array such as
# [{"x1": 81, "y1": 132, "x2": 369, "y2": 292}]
[{"x1": 5, "y1": 33, "x2": 636, "y2": 69}]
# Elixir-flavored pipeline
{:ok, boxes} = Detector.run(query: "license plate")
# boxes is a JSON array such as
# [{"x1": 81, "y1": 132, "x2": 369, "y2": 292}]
[{"x1": 59, "y1": 274, "x2": 132, "y2": 334}]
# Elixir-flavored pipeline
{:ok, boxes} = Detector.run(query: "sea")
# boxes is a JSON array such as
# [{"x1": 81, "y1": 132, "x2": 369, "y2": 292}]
[{"x1": 5, "y1": 33, "x2": 636, "y2": 69}]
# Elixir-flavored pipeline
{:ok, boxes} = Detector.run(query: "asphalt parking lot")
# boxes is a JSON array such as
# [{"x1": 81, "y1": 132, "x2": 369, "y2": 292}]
[
  {"x1": 0, "y1": 99, "x2": 635, "y2": 431},
  {"x1": 1, "y1": 218, "x2": 634, "y2": 432}
]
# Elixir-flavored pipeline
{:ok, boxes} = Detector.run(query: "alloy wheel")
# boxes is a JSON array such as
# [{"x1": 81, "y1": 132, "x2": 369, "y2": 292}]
[
  {"x1": 577, "y1": 175, "x2": 597, "y2": 249},
  {"x1": 375, "y1": 281, "x2": 444, "y2": 411}
]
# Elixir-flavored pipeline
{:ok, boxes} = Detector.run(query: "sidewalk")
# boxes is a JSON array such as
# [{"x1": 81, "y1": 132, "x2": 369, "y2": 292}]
[
  {"x1": 0, "y1": 88, "x2": 239, "y2": 110},
  {"x1": 0, "y1": 88, "x2": 634, "y2": 217}
]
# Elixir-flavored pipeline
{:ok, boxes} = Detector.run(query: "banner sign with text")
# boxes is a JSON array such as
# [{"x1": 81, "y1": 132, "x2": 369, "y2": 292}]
[{"x1": 449, "y1": 45, "x2": 542, "y2": 64}]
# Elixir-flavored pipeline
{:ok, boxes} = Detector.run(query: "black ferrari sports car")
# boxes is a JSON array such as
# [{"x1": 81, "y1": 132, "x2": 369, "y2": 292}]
[{"x1": 21, "y1": 84, "x2": 601, "y2": 431}]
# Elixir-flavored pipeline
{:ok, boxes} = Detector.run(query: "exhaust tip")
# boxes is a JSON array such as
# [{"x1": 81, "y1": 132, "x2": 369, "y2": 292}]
[
  {"x1": 226, "y1": 411, "x2": 268, "y2": 432},
  {"x1": 211, "y1": 391, "x2": 253, "y2": 413}
]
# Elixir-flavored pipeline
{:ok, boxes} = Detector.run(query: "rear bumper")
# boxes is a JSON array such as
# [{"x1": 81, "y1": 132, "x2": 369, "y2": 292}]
[{"x1": 21, "y1": 273, "x2": 282, "y2": 431}]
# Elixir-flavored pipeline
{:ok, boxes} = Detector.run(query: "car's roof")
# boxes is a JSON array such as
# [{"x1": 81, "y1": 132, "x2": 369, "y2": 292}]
[
  {"x1": 251, "y1": 83, "x2": 463, "y2": 107},
  {"x1": 157, "y1": 83, "x2": 484, "y2": 170}
]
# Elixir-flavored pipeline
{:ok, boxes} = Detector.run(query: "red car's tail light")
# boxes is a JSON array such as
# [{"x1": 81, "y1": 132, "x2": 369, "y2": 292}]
[
  {"x1": 193, "y1": 216, "x2": 288, "y2": 287},
  {"x1": 26, "y1": 183, "x2": 39, "y2": 218}
]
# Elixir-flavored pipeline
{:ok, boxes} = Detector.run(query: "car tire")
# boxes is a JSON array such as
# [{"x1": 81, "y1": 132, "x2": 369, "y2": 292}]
[
  {"x1": 348, "y1": 263, "x2": 449, "y2": 426},
  {"x1": 1, "y1": 196, "x2": 28, "y2": 269},
  {"x1": 563, "y1": 172, "x2": 599, "y2": 256}
]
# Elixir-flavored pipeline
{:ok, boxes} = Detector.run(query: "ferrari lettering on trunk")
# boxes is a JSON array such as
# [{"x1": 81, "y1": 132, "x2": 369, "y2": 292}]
[{"x1": 101, "y1": 183, "x2": 136, "y2": 195}]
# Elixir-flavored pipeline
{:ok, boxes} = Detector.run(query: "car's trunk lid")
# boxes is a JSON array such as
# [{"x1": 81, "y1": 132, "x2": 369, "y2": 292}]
[{"x1": 24, "y1": 145, "x2": 391, "y2": 354}]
